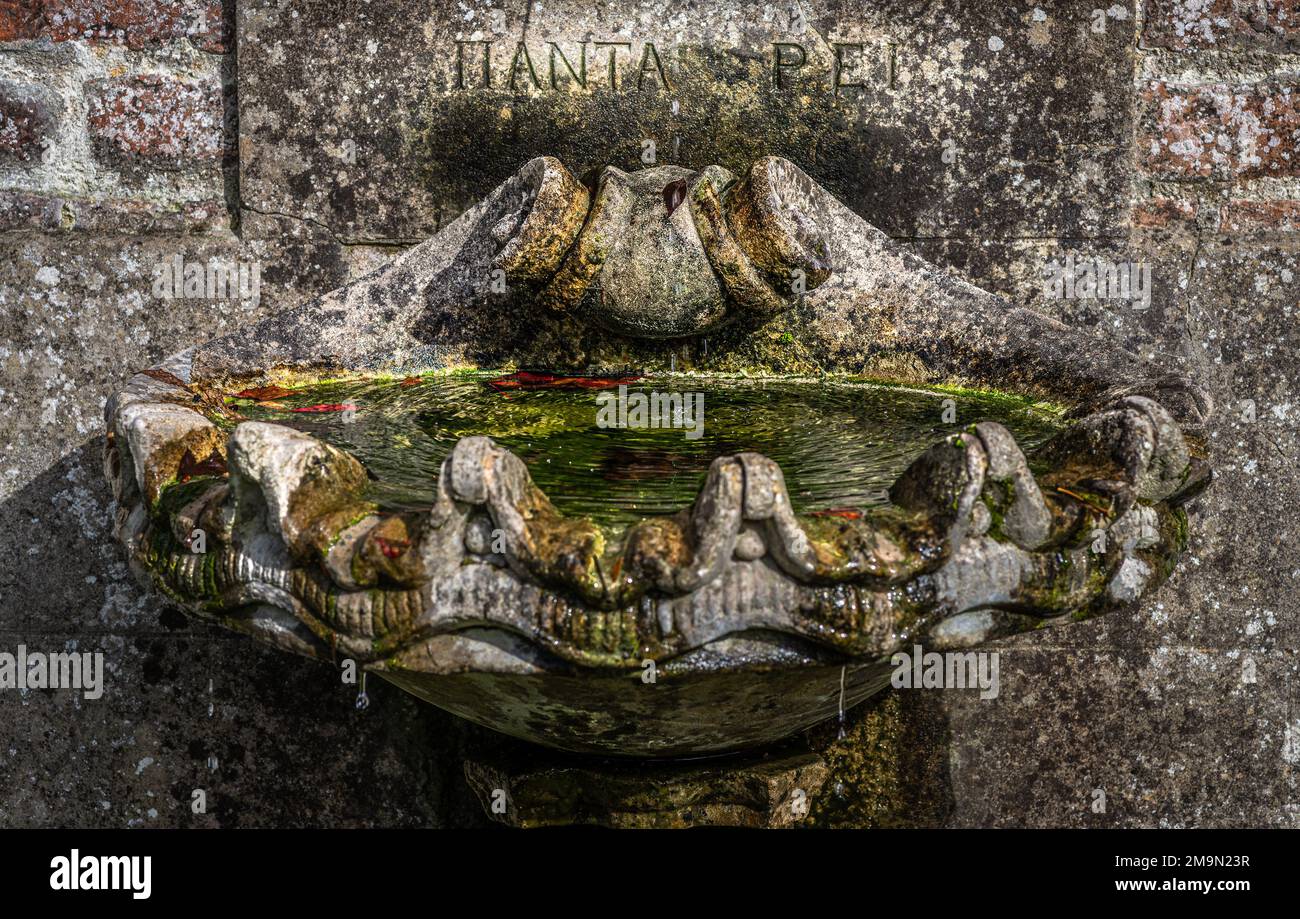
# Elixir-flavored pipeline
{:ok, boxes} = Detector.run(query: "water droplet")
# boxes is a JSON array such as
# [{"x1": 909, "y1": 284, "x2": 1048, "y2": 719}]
[{"x1": 837, "y1": 665, "x2": 847, "y2": 739}]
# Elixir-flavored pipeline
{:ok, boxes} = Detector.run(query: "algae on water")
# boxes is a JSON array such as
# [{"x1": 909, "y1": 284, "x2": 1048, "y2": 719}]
[{"x1": 235, "y1": 373, "x2": 1063, "y2": 532}]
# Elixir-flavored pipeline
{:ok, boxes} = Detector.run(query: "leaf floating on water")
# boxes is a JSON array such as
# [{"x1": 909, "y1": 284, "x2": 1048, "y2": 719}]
[
  {"x1": 290, "y1": 403, "x2": 357, "y2": 413},
  {"x1": 487, "y1": 371, "x2": 642, "y2": 392},
  {"x1": 177, "y1": 449, "x2": 227, "y2": 482},
  {"x1": 233, "y1": 385, "x2": 294, "y2": 401},
  {"x1": 809, "y1": 507, "x2": 863, "y2": 520}
]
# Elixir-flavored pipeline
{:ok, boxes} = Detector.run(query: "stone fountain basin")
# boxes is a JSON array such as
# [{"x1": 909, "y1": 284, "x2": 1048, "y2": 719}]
[
  {"x1": 106, "y1": 364, "x2": 1200, "y2": 756},
  {"x1": 104, "y1": 156, "x2": 1211, "y2": 756}
]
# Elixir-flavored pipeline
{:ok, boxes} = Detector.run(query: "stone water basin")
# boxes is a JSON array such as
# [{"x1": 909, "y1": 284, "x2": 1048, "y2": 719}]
[
  {"x1": 105, "y1": 155, "x2": 1210, "y2": 756},
  {"x1": 108, "y1": 366, "x2": 1195, "y2": 756}
]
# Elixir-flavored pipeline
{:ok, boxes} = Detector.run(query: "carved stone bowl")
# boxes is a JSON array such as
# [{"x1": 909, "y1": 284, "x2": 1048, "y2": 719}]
[{"x1": 105, "y1": 157, "x2": 1211, "y2": 756}]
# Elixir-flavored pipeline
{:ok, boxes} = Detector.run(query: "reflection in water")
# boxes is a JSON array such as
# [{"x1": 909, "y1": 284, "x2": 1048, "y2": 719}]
[{"x1": 238, "y1": 374, "x2": 1061, "y2": 532}]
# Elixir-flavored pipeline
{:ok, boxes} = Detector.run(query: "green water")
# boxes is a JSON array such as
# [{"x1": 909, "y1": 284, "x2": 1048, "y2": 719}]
[{"x1": 235, "y1": 374, "x2": 1061, "y2": 531}]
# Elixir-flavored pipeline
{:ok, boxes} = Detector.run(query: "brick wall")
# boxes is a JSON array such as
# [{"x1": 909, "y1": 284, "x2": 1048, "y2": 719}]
[
  {"x1": 0, "y1": 0, "x2": 232, "y2": 233},
  {"x1": 1139, "y1": 0, "x2": 1300, "y2": 235}
]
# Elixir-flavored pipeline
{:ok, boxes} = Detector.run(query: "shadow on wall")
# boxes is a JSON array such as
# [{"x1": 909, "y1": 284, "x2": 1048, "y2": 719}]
[
  {"x1": 0, "y1": 438, "x2": 490, "y2": 828},
  {"x1": 0, "y1": 440, "x2": 955, "y2": 828}
]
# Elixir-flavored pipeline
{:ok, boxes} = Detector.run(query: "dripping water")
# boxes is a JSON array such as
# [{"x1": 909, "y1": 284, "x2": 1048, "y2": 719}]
[
  {"x1": 837, "y1": 664, "x2": 847, "y2": 739},
  {"x1": 355, "y1": 671, "x2": 370, "y2": 711}
]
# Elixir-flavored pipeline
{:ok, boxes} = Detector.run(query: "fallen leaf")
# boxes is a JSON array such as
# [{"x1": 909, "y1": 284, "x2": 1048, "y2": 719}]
[
  {"x1": 233, "y1": 385, "x2": 294, "y2": 401},
  {"x1": 809, "y1": 507, "x2": 863, "y2": 520},
  {"x1": 290, "y1": 403, "x2": 357, "y2": 413},
  {"x1": 487, "y1": 371, "x2": 641, "y2": 392},
  {"x1": 663, "y1": 178, "x2": 689, "y2": 215},
  {"x1": 139, "y1": 368, "x2": 190, "y2": 389}
]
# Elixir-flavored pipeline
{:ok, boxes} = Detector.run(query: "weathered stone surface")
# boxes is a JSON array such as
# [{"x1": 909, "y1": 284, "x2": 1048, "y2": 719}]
[
  {"x1": 0, "y1": 627, "x2": 487, "y2": 827},
  {"x1": 0, "y1": 189, "x2": 227, "y2": 232},
  {"x1": 0, "y1": 78, "x2": 53, "y2": 162},
  {"x1": 0, "y1": 231, "x2": 267, "y2": 636},
  {"x1": 2, "y1": 0, "x2": 1298, "y2": 826},
  {"x1": 943, "y1": 646, "x2": 1299, "y2": 827},
  {"x1": 87, "y1": 73, "x2": 225, "y2": 169},
  {"x1": 239, "y1": 0, "x2": 1137, "y2": 243},
  {"x1": 0, "y1": 21, "x2": 232, "y2": 231}
]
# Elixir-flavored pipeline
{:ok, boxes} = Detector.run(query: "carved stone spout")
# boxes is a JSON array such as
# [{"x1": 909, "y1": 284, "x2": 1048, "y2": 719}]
[{"x1": 534, "y1": 158, "x2": 833, "y2": 337}]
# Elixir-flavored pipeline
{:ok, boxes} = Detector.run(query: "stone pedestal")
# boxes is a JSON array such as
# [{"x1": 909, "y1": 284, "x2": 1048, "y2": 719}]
[{"x1": 463, "y1": 691, "x2": 953, "y2": 828}]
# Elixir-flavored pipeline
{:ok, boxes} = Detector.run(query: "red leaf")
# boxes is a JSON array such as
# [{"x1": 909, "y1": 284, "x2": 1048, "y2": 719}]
[
  {"x1": 809, "y1": 507, "x2": 862, "y2": 520},
  {"x1": 487, "y1": 371, "x2": 641, "y2": 392},
  {"x1": 289, "y1": 403, "x2": 357, "y2": 413},
  {"x1": 233, "y1": 385, "x2": 293, "y2": 401},
  {"x1": 663, "y1": 178, "x2": 689, "y2": 215},
  {"x1": 139, "y1": 368, "x2": 190, "y2": 389}
]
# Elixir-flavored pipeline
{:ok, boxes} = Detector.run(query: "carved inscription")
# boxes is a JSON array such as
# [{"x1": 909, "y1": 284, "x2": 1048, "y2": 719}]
[
  {"x1": 455, "y1": 40, "x2": 672, "y2": 90},
  {"x1": 450, "y1": 39, "x2": 896, "y2": 92}
]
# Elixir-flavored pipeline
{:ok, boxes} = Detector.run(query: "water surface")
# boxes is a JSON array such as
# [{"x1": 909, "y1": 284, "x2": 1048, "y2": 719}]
[{"x1": 237, "y1": 373, "x2": 1060, "y2": 531}]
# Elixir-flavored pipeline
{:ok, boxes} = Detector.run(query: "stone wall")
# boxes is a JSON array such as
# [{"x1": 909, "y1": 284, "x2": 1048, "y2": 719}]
[{"x1": 1, "y1": 0, "x2": 1296, "y2": 826}]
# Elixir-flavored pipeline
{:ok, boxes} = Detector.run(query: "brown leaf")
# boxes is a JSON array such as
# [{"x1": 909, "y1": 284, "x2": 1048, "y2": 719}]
[
  {"x1": 233, "y1": 385, "x2": 293, "y2": 401},
  {"x1": 139, "y1": 368, "x2": 190, "y2": 389}
]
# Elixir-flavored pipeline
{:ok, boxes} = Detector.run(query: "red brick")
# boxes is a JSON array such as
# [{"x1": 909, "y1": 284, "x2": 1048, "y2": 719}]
[
  {"x1": 87, "y1": 74, "x2": 223, "y2": 166},
  {"x1": 1143, "y1": 81, "x2": 1300, "y2": 180},
  {"x1": 0, "y1": 1, "x2": 42, "y2": 40},
  {"x1": 0, "y1": 81, "x2": 51, "y2": 162},
  {"x1": 1144, "y1": 1, "x2": 1300, "y2": 53},
  {"x1": 0, "y1": 1, "x2": 228, "y2": 52},
  {"x1": 1218, "y1": 198, "x2": 1300, "y2": 233},
  {"x1": 1133, "y1": 196, "x2": 1199, "y2": 228}
]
